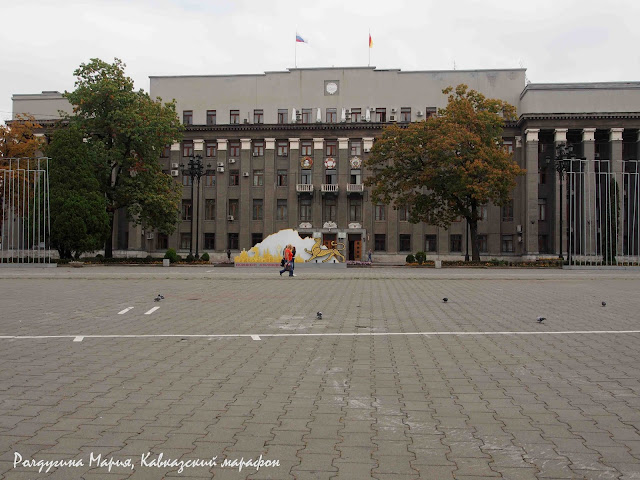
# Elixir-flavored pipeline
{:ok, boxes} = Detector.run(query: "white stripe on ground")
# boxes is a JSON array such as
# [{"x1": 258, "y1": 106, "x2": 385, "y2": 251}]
[
  {"x1": 73, "y1": 336, "x2": 84, "y2": 342},
  {"x1": 1, "y1": 330, "x2": 640, "y2": 340},
  {"x1": 144, "y1": 307, "x2": 160, "y2": 315},
  {"x1": 118, "y1": 307, "x2": 134, "y2": 315},
  {"x1": 251, "y1": 335, "x2": 261, "y2": 340}
]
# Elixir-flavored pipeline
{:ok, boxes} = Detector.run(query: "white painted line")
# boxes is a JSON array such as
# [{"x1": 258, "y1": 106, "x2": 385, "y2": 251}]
[
  {"x1": 73, "y1": 336, "x2": 84, "y2": 342},
  {"x1": 144, "y1": 307, "x2": 160, "y2": 315},
  {"x1": 1, "y1": 330, "x2": 640, "y2": 341},
  {"x1": 251, "y1": 335, "x2": 261, "y2": 341},
  {"x1": 118, "y1": 307, "x2": 134, "y2": 315}
]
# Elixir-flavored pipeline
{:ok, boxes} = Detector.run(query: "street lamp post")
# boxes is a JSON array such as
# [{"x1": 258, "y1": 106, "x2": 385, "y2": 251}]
[{"x1": 181, "y1": 154, "x2": 208, "y2": 258}]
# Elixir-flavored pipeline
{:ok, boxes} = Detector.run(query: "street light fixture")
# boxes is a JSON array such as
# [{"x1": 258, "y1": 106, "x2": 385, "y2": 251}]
[{"x1": 181, "y1": 154, "x2": 210, "y2": 258}]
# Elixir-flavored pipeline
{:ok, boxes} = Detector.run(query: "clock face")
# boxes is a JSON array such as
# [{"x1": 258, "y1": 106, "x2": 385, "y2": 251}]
[{"x1": 326, "y1": 82, "x2": 338, "y2": 95}]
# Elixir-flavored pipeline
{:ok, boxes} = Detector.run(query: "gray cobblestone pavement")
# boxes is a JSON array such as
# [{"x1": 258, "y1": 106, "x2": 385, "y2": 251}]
[{"x1": 1, "y1": 266, "x2": 640, "y2": 479}]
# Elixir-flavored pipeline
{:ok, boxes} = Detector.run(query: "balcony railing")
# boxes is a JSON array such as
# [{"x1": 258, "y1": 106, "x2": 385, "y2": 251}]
[
  {"x1": 321, "y1": 184, "x2": 339, "y2": 193},
  {"x1": 296, "y1": 184, "x2": 314, "y2": 193},
  {"x1": 347, "y1": 184, "x2": 364, "y2": 193}
]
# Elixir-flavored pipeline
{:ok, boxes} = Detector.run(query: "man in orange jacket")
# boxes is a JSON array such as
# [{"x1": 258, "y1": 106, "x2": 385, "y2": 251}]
[{"x1": 279, "y1": 245, "x2": 294, "y2": 277}]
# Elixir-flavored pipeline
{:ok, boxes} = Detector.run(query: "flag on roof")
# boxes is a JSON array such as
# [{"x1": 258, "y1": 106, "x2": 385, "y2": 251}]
[{"x1": 296, "y1": 33, "x2": 308, "y2": 43}]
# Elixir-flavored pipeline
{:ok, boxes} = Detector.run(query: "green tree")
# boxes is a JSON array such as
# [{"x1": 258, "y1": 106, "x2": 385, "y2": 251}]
[
  {"x1": 46, "y1": 126, "x2": 110, "y2": 259},
  {"x1": 63, "y1": 58, "x2": 183, "y2": 257},
  {"x1": 365, "y1": 84, "x2": 525, "y2": 262}
]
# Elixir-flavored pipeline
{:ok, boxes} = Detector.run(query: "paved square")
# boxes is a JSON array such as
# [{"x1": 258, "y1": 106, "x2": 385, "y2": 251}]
[{"x1": 1, "y1": 266, "x2": 640, "y2": 479}]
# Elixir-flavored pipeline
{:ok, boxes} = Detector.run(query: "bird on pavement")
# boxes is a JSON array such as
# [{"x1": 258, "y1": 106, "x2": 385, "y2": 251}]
[
  {"x1": 537, "y1": 316, "x2": 546, "y2": 323},
  {"x1": 602, "y1": 301, "x2": 606, "y2": 307},
  {"x1": 443, "y1": 298, "x2": 448, "y2": 303},
  {"x1": 317, "y1": 312, "x2": 322, "y2": 320},
  {"x1": 154, "y1": 295, "x2": 162, "y2": 302}
]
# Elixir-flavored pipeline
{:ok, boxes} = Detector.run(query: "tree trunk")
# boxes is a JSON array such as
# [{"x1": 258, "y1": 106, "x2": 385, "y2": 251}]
[
  {"x1": 469, "y1": 219, "x2": 481, "y2": 262},
  {"x1": 105, "y1": 211, "x2": 115, "y2": 258}
]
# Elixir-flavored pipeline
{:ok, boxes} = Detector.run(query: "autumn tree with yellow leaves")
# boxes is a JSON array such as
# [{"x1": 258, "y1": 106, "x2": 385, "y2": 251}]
[{"x1": 365, "y1": 84, "x2": 525, "y2": 262}]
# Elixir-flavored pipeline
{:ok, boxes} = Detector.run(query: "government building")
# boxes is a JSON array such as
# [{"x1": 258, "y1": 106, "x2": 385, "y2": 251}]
[{"x1": 12, "y1": 67, "x2": 640, "y2": 262}]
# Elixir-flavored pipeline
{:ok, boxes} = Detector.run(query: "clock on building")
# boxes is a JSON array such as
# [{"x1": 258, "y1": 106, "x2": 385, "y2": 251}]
[{"x1": 324, "y1": 80, "x2": 339, "y2": 95}]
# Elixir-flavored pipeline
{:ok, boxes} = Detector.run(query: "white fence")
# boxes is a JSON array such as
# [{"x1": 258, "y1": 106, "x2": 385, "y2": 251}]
[
  {"x1": 565, "y1": 160, "x2": 639, "y2": 267},
  {"x1": 0, "y1": 158, "x2": 51, "y2": 264}
]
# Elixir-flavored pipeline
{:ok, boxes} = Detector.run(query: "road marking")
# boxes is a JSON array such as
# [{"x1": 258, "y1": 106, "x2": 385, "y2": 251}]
[
  {"x1": 144, "y1": 307, "x2": 160, "y2": 315},
  {"x1": 73, "y1": 336, "x2": 84, "y2": 342},
  {"x1": 1, "y1": 330, "x2": 640, "y2": 341},
  {"x1": 251, "y1": 335, "x2": 261, "y2": 341},
  {"x1": 118, "y1": 307, "x2": 134, "y2": 315}
]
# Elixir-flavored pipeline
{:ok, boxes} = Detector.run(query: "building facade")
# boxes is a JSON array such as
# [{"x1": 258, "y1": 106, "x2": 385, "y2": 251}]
[{"x1": 12, "y1": 67, "x2": 640, "y2": 262}]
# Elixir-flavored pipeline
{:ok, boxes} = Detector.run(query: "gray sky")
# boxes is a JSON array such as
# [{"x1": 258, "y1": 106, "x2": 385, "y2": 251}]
[{"x1": 2, "y1": 0, "x2": 639, "y2": 125}]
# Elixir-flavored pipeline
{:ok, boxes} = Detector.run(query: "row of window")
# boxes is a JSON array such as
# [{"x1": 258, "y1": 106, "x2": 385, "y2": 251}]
[
  {"x1": 166, "y1": 139, "x2": 367, "y2": 158},
  {"x1": 182, "y1": 107, "x2": 438, "y2": 126},
  {"x1": 158, "y1": 232, "x2": 517, "y2": 254},
  {"x1": 177, "y1": 170, "x2": 360, "y2": 187}
]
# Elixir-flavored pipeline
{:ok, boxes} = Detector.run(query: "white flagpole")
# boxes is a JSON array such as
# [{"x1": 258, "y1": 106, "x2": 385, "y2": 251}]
[
  {"x1": 368, "y1": 29, "x2": 370, "y2": 67},
  {"x1": 295, "y1": 31, "x2": 297, "y2": 68}
]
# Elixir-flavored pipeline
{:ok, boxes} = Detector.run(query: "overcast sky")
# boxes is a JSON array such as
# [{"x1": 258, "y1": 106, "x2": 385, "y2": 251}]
[{"x1": 2, "y1": 0, "x2": 639, "y2": 125}]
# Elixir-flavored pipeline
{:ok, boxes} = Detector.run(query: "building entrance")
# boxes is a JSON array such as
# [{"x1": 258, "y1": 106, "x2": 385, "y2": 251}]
[{"x1": 348, "y1": 234, "x2": 362, "y2": 261}]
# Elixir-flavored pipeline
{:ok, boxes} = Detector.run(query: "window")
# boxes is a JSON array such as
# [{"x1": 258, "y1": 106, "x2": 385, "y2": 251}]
[
  {"x1": 450, "y1": 234, "x2": 462, "y2": 252},
  {"x1": 206, "y1": 110, "x2": 216, "y2": 125},
  {"x1": 425, "y1": 107, "x2": 437, "y2": 119},
  {"x1": 156, "y1": 233, "x2": 168, "y2": 250},
  {"x1": 253, "y1": 141, "x2": 264, "y2": 157},
  {"x1": 253, "y1": 169, "x2": 264, "y2": 186},
  {"x1": 374, "y1": 234, "x2": 386, "y2": 251},
  {"x1": 503, "y1": 139, "x2": 514, "y2": 155},
  {"x1": 538, "y1": 198, "x2": 547, "y2": 221},
  {"x1": 350, "y1": 140, "x2": 362, "y2": 156},
  {"x1": 400, "y1": 107, "x2": 411, "y2": 122},
  {"x1": 323, "y1": 197, "x2": 337, "y2": 222},
  {"x1": 253, "y1": 199, "x2": 263, "y2": 220},
  {"x1": 228, "y1": 140, "x2": 240, "y2": 157},
  {"x1": 349, "y1": 198, "x2": 362, "y2": 222},
  {"x1": 478, "y1": 205, "x2": 488, "y2": 221},
  {"x1": 502, "y1": 235, "x2": 514, "y2": 253},
  {"x1": 181, "y1": 200, "x2": 192, "y2": 220},
  {"x1": 228, "y1": 233, "x2": 239, "y2": 250},
  {"x1": 252, "y1": 233, "x2": 263, "y2": 246},
  {"x1": 502, "y1": 199, "x2": 514, "y2": 222},
  {"x1": 276, "y1": 199, "x2": 287, "y2": 221},
  {"x1": 299, "y1": 198, "x2": 312, "y2": 222},
  {"x1": 325, "y1": 170, "x2": 337, "y2": 185},
  {"x1": 325, "y1": 140, "x2": 337, "y2": 157},
  {"x1": 302, "y1": 108, "x2": 312, "y2": 124},
  {"x1": 300, "y1": 170, "x2": 312, "y2": 185},
  {"x1": 230, "y1": 110, "x2": 240, "y2": 124},
  {"x1": 301, "y1": 140, "x2": 313, "y2": 156},
  {"x1": 204, "y1": 233, "x2": 215, "y2": 250},
  {"x1": 539, "y1": 170, "x2": 547, "y2": 185},
  {"x1": 182, "y1": 174, "x2": 192, "y2": 187},
  {"x1": 183, "y1": 141, "x2": 193, "y2": 157},
  {"x1": 375, "y1": 108, "x2": 386, "y2": 122},
  {"x1": 277, "y1": 169, "x2": 288, "y2": 187},
  {"x1": 206, "y1": 142, "x2": 217, "y2": 157},
  {"x1": 351, "y1": 108, "x2": 362, "y2": 122},
  {"x1": 180, "y1": 233, "x2": 191, "y2": 250},
  {"x1": 375, "y1": 204, "x2": 385, "y2": 221},
  {"x1": 229, "y1": 170, "x2": 240, "y2": 186},
  {"x1": 183, "y1": 110, "x2": 193, "y2": 125},
  {"x1": 326, "y1": 108, "x2": 337, "y2": 123},
  {"x1": 477, "y1": 234, "x2": 488, "y2": 253},
  {"x1": 399, "y1": 205, "x2": 409, "y2": 222},
  {"x1": 204, "y1": 199, "x2": 215, "y2": 220},
  {"x1": 425, "y1": 235, "x2": 437, "y2": 252},
  {"x1": 161, "y1": 145, "x2": 170, "y2": 158},
  {"x1": 204, "y1": 174, "x2": 216, "y2": 187},
  {"x1": 350, "y1": 170, "x2": 361, "y2": 185},
  {"x1": 253, "y1": 109, "x2": 263, "y2": 124},
  {"x1": 399, "y1": 234, "x2": 411, "y2": 252},
  {"x1": 228, "y1": 199, "x2": 239, "y2": 219},
  {"x1": 277, "y1": 140, "x2": 289, "y2": 157},
  {"x1": 277, "y1": 109, "x2": 288, "y2": 124}
]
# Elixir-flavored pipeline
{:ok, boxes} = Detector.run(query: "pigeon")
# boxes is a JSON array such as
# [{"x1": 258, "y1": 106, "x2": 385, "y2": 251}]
[
  {"x1": 443, "y1": 298, "x2": 448, "y2": 303},
  {"x1": 159, "y1": 294, "x2": 165, "y2": 299},
  {"x1": 317, "y1": 312, "x2": 322, "y2": 320},
  {"x1": 154, "y1": 295, "x2": 162, "y2": 302},
  {"x1": 537, "y1": 316, "x2": 546, "y2": 323},
  {"x1": 601, "y1": 301, "x2": 606, "y2": 307}
]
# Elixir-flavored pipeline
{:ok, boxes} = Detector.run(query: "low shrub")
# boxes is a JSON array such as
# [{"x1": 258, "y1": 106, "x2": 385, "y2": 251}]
[
  {"x1": 415, "y1": 251, "x2": 426, "y2": 265},
  {"x1": 200, "y1": 252, "x2": 210, "y2": 262},
  {"x1": 164, "y1": 248, "x2": 179, "y2": 264},
  {"x1": 405, "y1": 254, "x2": 415, "y2": 264}
]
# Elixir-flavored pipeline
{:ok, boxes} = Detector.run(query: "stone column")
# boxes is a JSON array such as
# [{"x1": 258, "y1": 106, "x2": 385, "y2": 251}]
[
  {"x1": 313, "y1": 138, "x2": 324, "y2": 229},
  {"x1": 264, "y1": 138, "x2": 276, "y2": 236},
  {"x1": 582, "y1": 128, "x2": 597, "y2": 256},
  {"x1": 611, "y1": 128, "x2": 624, "y2": 257},
  {"x1": 240, "y1": 138, "x2": 252, "y2": 249},
  {"x1": 337, "y1": 137, "x2": 349, "y2": 228},
  {"x1": 288, "y1": 138, "x2": 300, "y2": 229},
  {"x1": 525, "y1": 129, "x2": 540, "y2": 258},
  {"x1": 362, "y1": 137, "x2": 375, "y2": 253}
]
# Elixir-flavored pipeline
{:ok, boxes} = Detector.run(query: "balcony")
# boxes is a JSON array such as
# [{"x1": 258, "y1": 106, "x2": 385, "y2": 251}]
[
  {"x1": 347, "y1": 183, "x2": 364, "y2": 194},
  {"x1": 321, "y1": 184, "x2": 339, "y2": 194},
  {"x1": 296, "y1": 184, "x2": 314, "y2": 194}
]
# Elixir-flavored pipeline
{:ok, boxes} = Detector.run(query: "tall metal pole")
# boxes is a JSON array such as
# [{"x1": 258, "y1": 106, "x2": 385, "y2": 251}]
[
  {"x1": 559, "y1": 172, "x2": 564, "y2": 260},
  {"x1": 195, "y1": 174, "x2": 201, "y2": 258},
  {"x1": 189, "y1": 160, "x2": 195, "y2": 256}
]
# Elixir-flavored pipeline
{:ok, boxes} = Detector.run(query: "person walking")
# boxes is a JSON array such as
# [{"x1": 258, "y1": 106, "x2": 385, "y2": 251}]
[
  {"x1": 279, "y1": 244, "x2": 293, "y2": 276},
  {"x1": 367, "y1": 249, "x2": 372, "y2": 262},
  {"x1": 226, "y1": 248, "x2": 231, "y2": 262},
  {"x1": 290, "y1": 245, "x2": 297, "y2": 277}
]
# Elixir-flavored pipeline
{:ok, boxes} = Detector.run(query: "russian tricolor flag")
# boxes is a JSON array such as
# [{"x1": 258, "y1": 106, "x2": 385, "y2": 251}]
[{"x1": 296, "y1": 33, "x2": 308, "y2": 43}]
